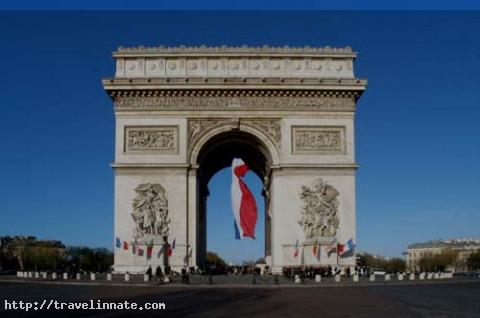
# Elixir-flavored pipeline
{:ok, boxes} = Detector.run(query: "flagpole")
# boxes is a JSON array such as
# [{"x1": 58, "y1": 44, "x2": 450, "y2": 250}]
[
  {"x1": 336, "y1": 241, "x2": 340, "y2": 271},
  {"x1": 336, "y1": 248, "x2": 339, "y2": 269}
]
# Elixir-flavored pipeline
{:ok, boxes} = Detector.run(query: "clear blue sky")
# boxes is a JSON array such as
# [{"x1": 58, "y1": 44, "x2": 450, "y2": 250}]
[
  {"x1": 1, "y1": 1, "x2": 480, "y2": 10},
  {"x1": 0, "y1": 11, "x2": 479, "y2": 263}
]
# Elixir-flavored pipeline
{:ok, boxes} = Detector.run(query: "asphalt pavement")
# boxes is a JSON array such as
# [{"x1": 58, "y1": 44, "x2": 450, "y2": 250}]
[{"x1": 1, "y1": 278, "x2": 479, "y2": 317}]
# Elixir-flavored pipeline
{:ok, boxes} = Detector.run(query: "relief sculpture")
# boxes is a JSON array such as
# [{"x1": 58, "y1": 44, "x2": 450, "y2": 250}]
[
  {"x1": 126, "y1": 127, "x2": 177, "y2": 152},
  {"x1": 131, "y1": 183, "x2": 170, "y2": 240},
  {"x1": 292, "y1": 127, "x2": 345, "y2": 154},
  {"x1": 298, "y1": 179, "x2": 339, "y2": 239}
]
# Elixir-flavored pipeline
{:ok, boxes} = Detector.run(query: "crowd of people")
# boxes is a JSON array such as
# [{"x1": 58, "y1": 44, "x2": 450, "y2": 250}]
[{"x1": 143, "y1": 264, "x2": 373, "y2": 283}]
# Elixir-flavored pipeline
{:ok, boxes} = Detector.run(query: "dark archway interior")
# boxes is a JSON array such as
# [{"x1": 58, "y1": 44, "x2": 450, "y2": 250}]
[
  {"x1": 195, "y1": 130, "x2": 273, "y2": 267},
  {"x1": 197, "y1": 130, "x2": 272, "y2": 183}
]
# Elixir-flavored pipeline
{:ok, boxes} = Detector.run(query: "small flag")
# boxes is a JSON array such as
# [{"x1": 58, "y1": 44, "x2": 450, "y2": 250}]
[
  {"x1": 115, "y1": 237, "x2": 122, "y2": 248},
  {"x1": 137, "y1": 248, "x2": 144, "y2": 257},
  {"x1": 293, "y1": 239, "x2": 299, "y2": 258},
  {"x1": 327, "y1": 238, "x2": 337, "y2": 256},
  {"x1": 146, "y1": 240, "x2": 154, "y2": 257},
  {"x1": 340, "y1": 239, "x2": 355, "y2": 255},
  {"x1": 337, "y1": 243, "x2": 345, "y2": 255},
  {"x1": 123, "y1": 241, "x2": 129, "y2": 250},
  {"x1": 316, "y1": 243, "x2": 321, "y2": 261},
  {"x1": 167, "y1": 238, "x2": 176, "y2": 257},
  {"x1": 312, "y1": 240, "x2": 318, "y2": 257}
]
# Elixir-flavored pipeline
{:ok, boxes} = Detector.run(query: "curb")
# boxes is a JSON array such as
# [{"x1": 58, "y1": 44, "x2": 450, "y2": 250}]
[{"x1": 1, "y1": 278, "x2": 478, "y2": 289}]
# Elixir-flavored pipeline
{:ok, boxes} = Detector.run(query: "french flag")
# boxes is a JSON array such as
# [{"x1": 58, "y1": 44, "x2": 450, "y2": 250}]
[
  {"x1": 339, "y1": 239, "x2": 355, "y2": 255},
  {"x1": 231, "y1": 158, "x2": 258, "y2": 239}
]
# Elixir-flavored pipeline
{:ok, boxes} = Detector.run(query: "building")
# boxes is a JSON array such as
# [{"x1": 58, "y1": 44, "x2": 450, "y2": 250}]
[
  {"x1": 406, "y1": 238, "x2": 480, "y2": 272},
  {"x1": 102, "y1": 45, "x2": 367, "y2": 273}
]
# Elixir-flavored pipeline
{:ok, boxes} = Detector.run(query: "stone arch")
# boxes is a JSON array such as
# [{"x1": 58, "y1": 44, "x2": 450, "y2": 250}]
[
  {"x1": 190, "y1": 124, "x2": 278, "y2": 268},
  {"x1": 189, "y1": 121, "x2": 281, "y2": 169}
]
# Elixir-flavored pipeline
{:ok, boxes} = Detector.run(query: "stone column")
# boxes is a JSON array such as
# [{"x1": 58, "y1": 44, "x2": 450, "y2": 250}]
[
  {"x1": 187, "y1": 167, "x2": 198, "y2": 268},
  {"x1": 269, "y1": 169, "x2": 283, "y2": 274}
]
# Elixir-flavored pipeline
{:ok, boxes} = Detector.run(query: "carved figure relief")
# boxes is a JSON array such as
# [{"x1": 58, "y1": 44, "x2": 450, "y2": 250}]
[
  {"x1": 292, "y1": 126, "x2": 345, "y2": 154},
  {"x1": 131, "y1": 183, "x2": 170, "y2": 240},
  {"x1": 243, "y1": 119, "x2": 281, "y2": 145},
  {"x1": 114, "y1": 96, "x2": 355, "y2": 112},
  {"x1": 298, "y1": 179, "x2": 339, "y2": 239},
  {"x1": 125, "y1": 126, "x2": 178, "y2": 153},
  {"x1": 187, "y1": 119, "x2": 228, "y2": 146}
]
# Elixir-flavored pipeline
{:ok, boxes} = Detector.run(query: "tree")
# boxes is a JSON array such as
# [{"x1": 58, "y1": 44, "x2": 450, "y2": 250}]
[
  {"x1": 467, "y1": 250, "x2": 480, "y2": 271},
  {"x1": 0, "y1": 236, "x2": 113, "y2": 272},
  {"x1": 418, "y1": 250, "x2": 458, "y2": 272},
  {"x1": 385, "y1": 258, "x2": 406, "y2": 273},
  {"x1": 24, "y1": 246, "x2": 64, "y2": 271},
  {"x1": 66, "y1": 247, "x2": 113, "y2": 272},
  {"x1": 205, "y1": 251, "x2": 227, "y2": 269},
  {"x1": 6, "y1": 236, "x2": 38, "y2": 270}
]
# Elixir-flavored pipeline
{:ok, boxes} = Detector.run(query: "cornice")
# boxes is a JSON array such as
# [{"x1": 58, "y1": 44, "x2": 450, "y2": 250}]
[
  {"x1": 114, "y1": 45, "x2": 357, "y2": 58},
  {"x1": 106, "y1": 89, "x2": 362, "y2": 99},
  {"x1": 103, "y1": 44, "x2": 367, "y2": 111},
  {"x1": 102, "y1": 78, "x2": 367, "y2": 99},
  {"x1": 103, "y1": 77, "x2": 366, "y2": 86}
]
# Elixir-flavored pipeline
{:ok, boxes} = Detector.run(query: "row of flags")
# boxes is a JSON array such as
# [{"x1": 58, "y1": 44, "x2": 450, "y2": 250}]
[
  {"x1": 293, "y1": 238, "x2": 355, "y2": 259},
  {"x1": 115, "y1": 237, "x2": 176, "y2": 258}
]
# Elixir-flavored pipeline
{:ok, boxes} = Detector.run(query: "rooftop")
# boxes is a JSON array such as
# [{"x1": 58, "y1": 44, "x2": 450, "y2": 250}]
[
  {"x1": 407, "y1": 238, "x2": 480, "y2": 250},
  {"x1": 113, "y1": 45, "x2": 357, "y2": 57},
  {"x1": 109, "y1": 45, "x2": 362, "y2": 80}
]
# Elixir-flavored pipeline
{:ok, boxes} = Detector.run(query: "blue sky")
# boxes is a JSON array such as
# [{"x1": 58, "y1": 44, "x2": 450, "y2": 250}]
[
  {"x1": 2, "y1": 1, "x2": 480, "y2": 10},
  {"x1": 0, "y1": 11, "x2": 479, "y2": 263}
]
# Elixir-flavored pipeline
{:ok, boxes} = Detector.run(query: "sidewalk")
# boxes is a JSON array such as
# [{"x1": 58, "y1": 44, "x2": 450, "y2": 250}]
[{"x1": 1, "y1": 274, "x2": 478, "y2": 289}]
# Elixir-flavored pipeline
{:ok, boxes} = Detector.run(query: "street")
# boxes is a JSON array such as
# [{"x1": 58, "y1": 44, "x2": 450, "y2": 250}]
[{"x1": 1, "y1": 279, "x2": 479, "y2": 317}]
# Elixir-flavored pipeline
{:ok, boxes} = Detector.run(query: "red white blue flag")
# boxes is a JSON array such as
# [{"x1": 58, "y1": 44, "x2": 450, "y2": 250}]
[
  {"x1": 293, "y1": 239, "x2": 299, "y2": 258},
  {"x1": 167, "y1": 238, "x2": 176, "y2": 257},
  {"x1": 231, "y1": 158, "x2": 258, "y2": 239},
  {"x1": 339, "y1": 239, "x2": 355, "y2": 255}
]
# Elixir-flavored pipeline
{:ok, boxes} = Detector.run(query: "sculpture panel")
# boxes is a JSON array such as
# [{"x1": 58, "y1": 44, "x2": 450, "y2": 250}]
[
  {"x1": 298, "y1": 179, "x2": 340, "y2": 239},
  {"x1": 125, "y1": 126, "x2": 178, "y2": 153},
  {"x1": 131, "y1": 183, "x2": 170, "y2": 240},
  {"x1": 292, "y1": 126, "x2": 345, "y2": 154}
]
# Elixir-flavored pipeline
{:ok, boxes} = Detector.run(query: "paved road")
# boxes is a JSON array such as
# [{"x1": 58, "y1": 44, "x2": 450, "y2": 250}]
[{"x1": 1, "y1": 280, "x2": 479, "y2": 317}]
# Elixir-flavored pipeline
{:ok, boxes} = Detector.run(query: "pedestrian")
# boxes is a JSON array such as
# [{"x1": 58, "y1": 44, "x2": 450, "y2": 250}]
[
  {"x1": 155, "y1": 265, "x2": 163, "y2": 284},
  {"x1": 181, "y1": 267, "x2": 189, "y2": 284},
  {"x1": 146, "y1": 265, "x2": 152, "y2": 282}
]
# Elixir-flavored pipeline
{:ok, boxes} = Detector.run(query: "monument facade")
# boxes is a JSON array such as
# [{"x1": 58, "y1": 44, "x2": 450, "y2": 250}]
[{"x1": 102, "y1": 45, "x2": 367, "y2": 273}]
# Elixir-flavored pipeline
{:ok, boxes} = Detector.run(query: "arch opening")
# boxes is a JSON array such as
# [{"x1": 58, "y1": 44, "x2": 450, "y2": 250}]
[{"x1": 195, "y1": 130, "x2": 273, "y2": 268}]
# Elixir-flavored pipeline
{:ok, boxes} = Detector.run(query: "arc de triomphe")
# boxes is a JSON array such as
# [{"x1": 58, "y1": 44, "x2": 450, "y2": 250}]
[{"x1": 102, "y1": 45, "x2": 366, "y2": 273}]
